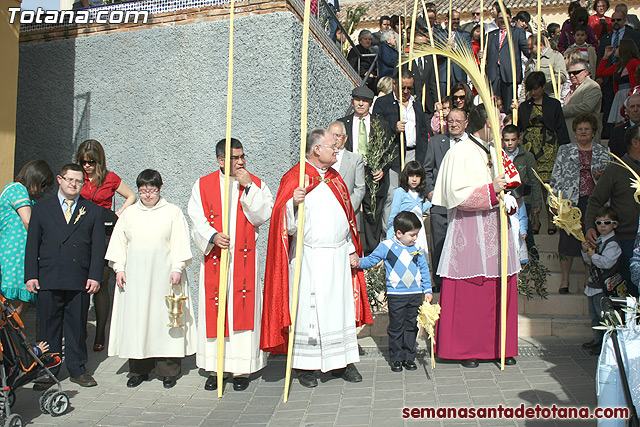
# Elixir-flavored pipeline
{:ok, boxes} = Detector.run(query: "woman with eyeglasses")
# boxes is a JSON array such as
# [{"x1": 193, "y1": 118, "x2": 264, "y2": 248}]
[
  {"x1": 518, "y1": 71, "x2": 571, "y2": 235},
  {"x1": 105, "y1": 169, "x2": 195, "y2": 389},
  {"x1": 76, "y1": 139, "x2": 136, "y2": 353},
  {"x1": 588, "y1": 0, "x2": 612, "y2": 40},
  {"x1": 550, "y1": 113, "x2": 609, "y2": 294},
  {"x1": 597, "y1": 39, "x2": 640, "y2": 126},
  {"x1": 0, "y1": 160, "x2": 54, "y2": 317}
]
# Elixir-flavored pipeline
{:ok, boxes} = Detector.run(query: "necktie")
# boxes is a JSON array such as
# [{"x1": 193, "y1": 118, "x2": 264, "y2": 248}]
[
  {"x1": 612, "y1": 30, "x2": 620, "y2": 48},
  {"x1": 454, "y1": 137, "x2": 461, "y2": 143},
  {"x1": 64, "y1": 199, "x2": 74, "y2": 224},
  {"x1": 499, "y1": 29, "x2": 507, "y2": 48},
  {"x1": 358, "y1": 117, "x2": 367, "y2": 156}
]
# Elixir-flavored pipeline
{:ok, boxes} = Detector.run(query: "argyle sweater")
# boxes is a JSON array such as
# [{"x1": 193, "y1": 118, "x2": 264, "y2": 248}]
[{"x1": 359, "y1": 238, "x2": 432, "y2": 295}]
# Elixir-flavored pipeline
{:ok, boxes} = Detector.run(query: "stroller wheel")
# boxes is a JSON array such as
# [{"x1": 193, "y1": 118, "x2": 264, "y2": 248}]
[
  {"x1": 48, "y1": 391, "x2": 70, "y2": 417},
  {"x1": 4, "y1": 413, "x2": 23, "y2": 427},
  {"x1": 39, "y1": 389, "x2": 56, "y2": 414}
]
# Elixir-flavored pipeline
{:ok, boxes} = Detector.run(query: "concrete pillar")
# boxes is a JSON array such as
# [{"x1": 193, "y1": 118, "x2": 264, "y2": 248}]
[{"x1": 0, "y1": 0, "x2": 21, "y2": 187}]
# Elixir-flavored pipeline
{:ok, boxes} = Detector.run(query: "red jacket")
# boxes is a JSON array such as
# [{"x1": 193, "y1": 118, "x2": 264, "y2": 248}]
[{"x1": 597, "y1": 57, "x2": 640, "y2": 93}]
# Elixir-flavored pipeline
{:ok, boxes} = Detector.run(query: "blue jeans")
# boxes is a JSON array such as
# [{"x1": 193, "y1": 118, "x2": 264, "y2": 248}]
[{"x1": 327, "y1": 3, "x2": 338, "y2": 42}]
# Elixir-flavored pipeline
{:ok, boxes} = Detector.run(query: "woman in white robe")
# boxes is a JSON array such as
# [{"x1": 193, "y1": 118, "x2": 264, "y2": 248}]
[{"x1": 105, "y1": 169, "x2": 196, "y2": 389}]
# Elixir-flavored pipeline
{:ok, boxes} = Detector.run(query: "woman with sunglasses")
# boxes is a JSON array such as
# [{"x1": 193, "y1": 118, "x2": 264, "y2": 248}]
[
  {"x1": 0, "y1": 160, "x2": 54, "y2": 318},
  {"x1": 76, "y1": 139, "x2": 136, "y2": 352},
  {"x1": 550, "y1": 113, "x2": 609, "y2": 294}
]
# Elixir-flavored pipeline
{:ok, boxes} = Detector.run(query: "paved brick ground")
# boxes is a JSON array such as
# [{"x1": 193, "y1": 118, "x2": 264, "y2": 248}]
[{"x1": 7, "y1": 329, "x2": 605, "y2": 427}]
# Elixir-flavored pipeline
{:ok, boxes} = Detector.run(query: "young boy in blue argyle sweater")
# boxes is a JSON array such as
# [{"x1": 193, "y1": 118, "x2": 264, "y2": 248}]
[{"x1": 353, "y1": 211, "x2": 433, "y2": 372}]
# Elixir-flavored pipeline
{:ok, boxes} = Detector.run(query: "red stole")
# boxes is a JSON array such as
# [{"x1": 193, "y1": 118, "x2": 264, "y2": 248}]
[
  {"x1": 260, "y1": 162, "x2": 373, "y2": 354},
  {"x1": 199, "y1": 170, "x2": 261, "y2": 338}
]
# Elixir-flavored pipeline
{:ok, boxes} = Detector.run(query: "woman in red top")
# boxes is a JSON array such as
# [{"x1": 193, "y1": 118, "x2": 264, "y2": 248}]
[
  {"x1": 597, "y1": 39, "x2": 640, "y2": 126},
  {"x1": 588, "y1": 0, "x2": 612, "y2": 41},
  {"x1": 471, "y1": 25, "x2": 481, "y2": 65},
  {"x1": 77, "y1": 140, "x2": 136, "y2": 352}
]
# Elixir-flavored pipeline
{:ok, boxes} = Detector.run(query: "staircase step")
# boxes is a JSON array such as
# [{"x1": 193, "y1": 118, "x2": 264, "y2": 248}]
[
  {"x1": 518, "y1": 292, "x2": 587, "y2": 316},
  {"x1": 518, "y1": 314, "x2": 592, "y2": 336},
  {"x1": 537, "y1": 253, "x2": 590, "y2": 273}
]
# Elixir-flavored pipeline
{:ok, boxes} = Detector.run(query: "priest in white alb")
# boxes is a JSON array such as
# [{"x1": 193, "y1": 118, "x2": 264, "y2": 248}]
[
  {"x1": 188, "y1": 138, "x2": 273, "y2": 392},
  {"x1": 261, "y1": 128, "x2": 373, "y2": 389}
]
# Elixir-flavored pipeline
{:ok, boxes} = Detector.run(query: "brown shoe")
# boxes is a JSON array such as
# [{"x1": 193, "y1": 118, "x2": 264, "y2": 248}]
[{"x1": 70, "y1": 372, "x2": 97, "y2": 387}]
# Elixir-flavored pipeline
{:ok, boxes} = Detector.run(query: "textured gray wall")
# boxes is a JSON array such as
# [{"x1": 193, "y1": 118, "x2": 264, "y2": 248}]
[{"x1": 16, "y1": 11, "x2": 354, "y2": 315}]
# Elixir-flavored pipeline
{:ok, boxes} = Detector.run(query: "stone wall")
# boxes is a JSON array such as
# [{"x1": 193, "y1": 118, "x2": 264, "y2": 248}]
[{"x1": 16, "y1": 9, "x2": 355, "y2": 314}]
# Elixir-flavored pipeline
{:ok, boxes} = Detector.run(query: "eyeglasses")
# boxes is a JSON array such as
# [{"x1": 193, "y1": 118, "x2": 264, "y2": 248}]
[
  {"x1": 59, "y1": 176, "x2": 84, "y2": 186},
  {"x1": 138, "y1": 188, "x2": 159, "y2": 195},
  {"x1": 452, "y1": 95, "x2": 465, "y2": 100},
  {"x1": 220, "y1": 154, "x2": 247, "y2": 161},
  {"x1": 401, "y1": 86, "x2": 413, "y2": 91},
  {"x1": 318, "y1": 144, "x2": 339, "y2": 150},
  {"x1": 595, "y1": 220, "x2": 617, "y2": 226},
  {"x1": 81, "y1": 159, "x2": 96, "y2": 166},
  {"x1": 568, "y1": 69, "x2": 587, "y2": 76},
  {"x1": 472, "y1": 12, "x2": 480, "y2": 16}
]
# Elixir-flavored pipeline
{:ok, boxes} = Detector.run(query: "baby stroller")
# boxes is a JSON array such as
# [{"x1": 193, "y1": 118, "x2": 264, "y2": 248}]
[{"x1": 0, "y1": 296, "x2": 70, "y2": 427}]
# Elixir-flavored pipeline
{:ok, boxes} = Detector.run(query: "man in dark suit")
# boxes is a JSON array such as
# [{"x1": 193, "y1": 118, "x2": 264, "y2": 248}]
[
  {"x1": 484, "y1": 10, "x2": 530, "y2": 110},
  {"x1": 411, "y1": 32, "x2": 438, "y2": 123},
  {"x1": 338, "y1": 86, "x2": 393, "y2": 254},
  {"x1": 597, "y1": 10, "x2": 640, "y2": 138},
  {"x1": 372, "y1": 66, "x2": 429, "y2": 228},
  {"x1": 609, "y1": 93, "x2": 640, "y2": 157},
  {"x1": 423, "y1": 108, "x2": 469, "y2": 293},
  {"x1": 25, "y1": 163, "x2": 105, "y2": 388},
  {"x1": 440, "y1": 10, "x2": 471, "y2": 89}
]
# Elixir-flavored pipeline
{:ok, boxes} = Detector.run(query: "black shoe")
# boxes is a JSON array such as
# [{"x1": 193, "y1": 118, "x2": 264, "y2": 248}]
[
  {"x1": 127, "y1": 374, "x2": 148, "y2": 388},
  {"x1": 461, "y1": 359, "x2": 479, "y2": 368},
  {"x1": 163, "y1": 376, "x2": 176, "y2": 389},
  {"x1": 204, "y1": 375, "x2": 218, "y2": 391},
  {"x1": 403, "y1": 360, "x2": 418, "y2": 370},
  {"x1": 390, "y1": 361, "x2": 403, "y2": 372},
  {"x1": 70, "y1": 372, "x2": 98, "y2": 387},
  {"x1": 582, "y1": 339, "x2": 602, "y2": 350},
  {"x1": 504, "y1": 357, "x2": 517, "y2": 366},
  {"x1": 340, "y1": 364, "x2": 362, "y2": 383},
  {"x1": 297, "y1": 370, "x2": 318, "y2": 388},
  {"x1": 233, "y1": 377, "x2": 250, "y2": 391}
]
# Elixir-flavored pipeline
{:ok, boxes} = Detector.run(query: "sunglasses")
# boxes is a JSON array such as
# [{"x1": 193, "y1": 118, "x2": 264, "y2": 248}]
[
  {"x1": 81, "y1": 159, "x2": 96, "y2": 165},
  {"x1": 568, "y1": 69, "x2": 586, "y2": 76},
  {"x1": 595, "y1": 220, "x2": 617, "y2": 226},
  {"x1": 452, "y1": 95, "x2": 465, "y2": 100}
]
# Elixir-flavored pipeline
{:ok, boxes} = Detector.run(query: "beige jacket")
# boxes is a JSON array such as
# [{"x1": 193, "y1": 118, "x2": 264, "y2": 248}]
[{"x1": 562, "y1": 76, "x2": 603, "y2": 144}]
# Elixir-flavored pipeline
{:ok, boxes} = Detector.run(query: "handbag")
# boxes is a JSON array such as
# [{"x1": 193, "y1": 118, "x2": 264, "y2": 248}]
[{"x1": 90, "y1": 187, "x2": 118, "y2": 236}]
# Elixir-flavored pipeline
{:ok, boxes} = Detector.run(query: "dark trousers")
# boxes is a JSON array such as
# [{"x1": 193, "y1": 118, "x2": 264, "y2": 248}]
[
  {"x1": 362, "y1": 172, "x2": 389, "y2": 255},
  {"x1": 492, "y1": 77, "x2": 515, "y2": 115},
  {"x1": 587, "y1": 292, "x2": 605, "y2": 343},
  {"x1": 129, "y1": 357, "x2": 181, "y2": 377},
  {"x1": 429, "y1": 210, "x2": 448, "y2": 287},
  {"x1": 620, "y1": 238, "x2": 638, "y2": 298},
  {"x1": 524, "y1": 204, "x2": 539, "y2": 260},
  {"x1": 387, "y1": 294, "x2": 423, "y2": 362},
  {"x1": 37, "y1": 289, "x2": 89, "y2": 377}
]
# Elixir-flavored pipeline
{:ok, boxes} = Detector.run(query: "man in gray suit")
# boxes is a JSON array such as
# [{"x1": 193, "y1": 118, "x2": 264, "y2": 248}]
[
  {"x1": 423, "y1": 108, "x2": 468, "y2": 293},
  {"x1": 329, "y1": 121, "x2": 366, "y2": 229}
]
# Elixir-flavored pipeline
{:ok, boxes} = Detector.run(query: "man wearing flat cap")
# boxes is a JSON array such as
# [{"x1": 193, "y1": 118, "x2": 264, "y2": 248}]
[{"x1": 338, "y1": 86, "x2": 393, "y2": 254}]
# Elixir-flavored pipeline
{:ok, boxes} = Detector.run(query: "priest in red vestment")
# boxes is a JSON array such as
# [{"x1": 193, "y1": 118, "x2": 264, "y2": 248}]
[{"x1": 261, "y1": 128, "x2": 373, "y2": 388}]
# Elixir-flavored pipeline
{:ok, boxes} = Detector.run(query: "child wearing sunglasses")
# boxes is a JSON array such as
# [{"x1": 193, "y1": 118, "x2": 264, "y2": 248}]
[{"x1": 580, "y1": 206, "x2": 622, "y2": 355}]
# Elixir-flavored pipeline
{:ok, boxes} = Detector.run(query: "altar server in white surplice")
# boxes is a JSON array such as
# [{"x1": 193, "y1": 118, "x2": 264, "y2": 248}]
[
  {"x1": 188, "y1": 138, "x2": 273, "y2": 392},
  {"x1": 106, "y1": 169, "x2": 196, "y2": 390}
]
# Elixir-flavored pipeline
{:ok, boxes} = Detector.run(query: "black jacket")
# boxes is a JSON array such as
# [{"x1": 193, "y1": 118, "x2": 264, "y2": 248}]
[
  {"x1": 517, "y1": 93, "x2": 571, "y2": 146},
  {"x1": 25, "y1": 195, "x2": 105, "y2": 291},
  {"x1": 372, "y1": 92, "x2": 429, "y2": 172}
]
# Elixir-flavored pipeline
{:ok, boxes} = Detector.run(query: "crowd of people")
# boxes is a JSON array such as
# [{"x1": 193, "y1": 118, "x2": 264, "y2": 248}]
[{"x1": 6, "y1": 0, "x2": 640, "y2": 397}]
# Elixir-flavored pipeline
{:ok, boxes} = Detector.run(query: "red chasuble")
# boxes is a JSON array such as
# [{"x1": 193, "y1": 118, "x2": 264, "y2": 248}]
[
  {"x1": 199, "y1": 170, "x2": 262, "y2": 338},
  {"x1": 260, "y1": 162, "x2": 373, "y2": 354}
]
